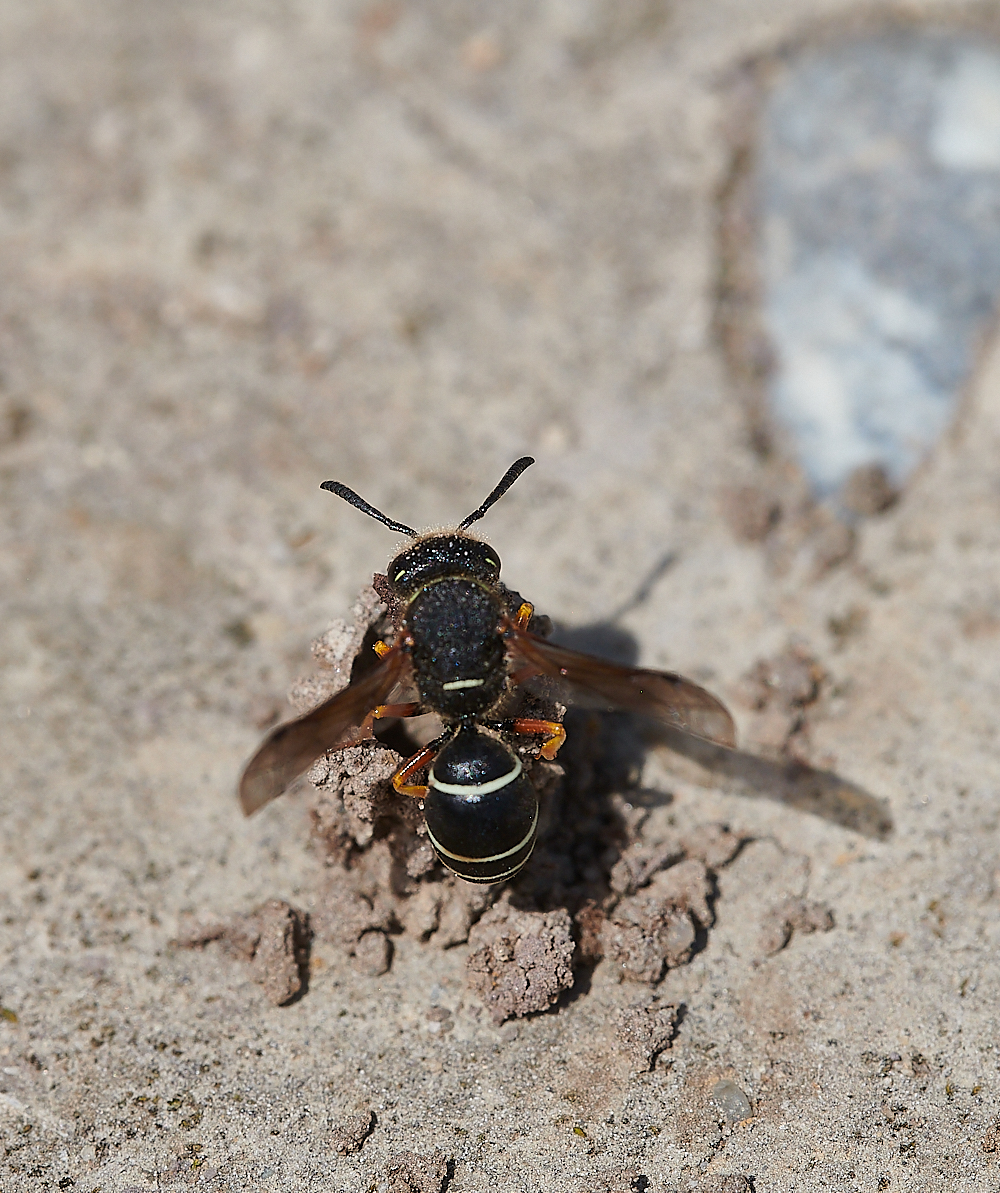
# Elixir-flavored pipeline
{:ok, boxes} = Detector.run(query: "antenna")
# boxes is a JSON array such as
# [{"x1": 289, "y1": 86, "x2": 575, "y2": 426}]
[
  {"x1": 458, "y1": 456, "x2": 535, "y2": 530},
  {"x1": 319, "y1": 481, "x2": 417, "y2": 536}
]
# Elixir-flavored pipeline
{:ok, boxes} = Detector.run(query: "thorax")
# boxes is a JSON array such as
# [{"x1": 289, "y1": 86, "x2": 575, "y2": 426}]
[{"x1": 404, "y1": 578, "x2": 507, "y2": 719}]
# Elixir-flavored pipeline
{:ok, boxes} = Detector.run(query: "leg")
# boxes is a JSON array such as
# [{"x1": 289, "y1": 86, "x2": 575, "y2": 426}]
[
  {"x1": 375, "y1": 701, "x2": 422, "y2": 720},
  {"x1": 508, "y1": 717, "x2": 566, "y2": 761},
  {"x1": 391, "y1": 742, "x2": 438, "y2": 799},
  {"x1": 375, "y1": 632, "x2": 414, "y2": 658},
  {"x1": 507, "y1": 604, "x2": 540, "y2": 684},
  {"x1": 359, "y1": 701, "x2": 422, "y2": 738}
]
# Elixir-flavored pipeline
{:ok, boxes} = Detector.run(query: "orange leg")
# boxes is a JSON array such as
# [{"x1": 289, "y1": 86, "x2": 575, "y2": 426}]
[
  {"x1": 359, "y1": 701, "x2": 423, "y2": 737},
  {"x1": 509, "y1": 717, "x2": 566, "y2": 761},
  {"x1": 391, "y1": 742, "x2": 438, "y2": 799},
  {"x1": 376, "y1": 632, "x2": 414, "y2": 658},
  {"x1": 375, "y1": 702, "x2": 422, "y2": 720},
  {"x1": 514, "y1": 601, "x2": 533, "y2": 630}
]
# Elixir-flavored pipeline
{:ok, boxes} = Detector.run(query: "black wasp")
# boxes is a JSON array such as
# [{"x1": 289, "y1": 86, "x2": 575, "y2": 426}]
[{"x1": 239, "y1": 457, "x2": 736, "y2": 883}]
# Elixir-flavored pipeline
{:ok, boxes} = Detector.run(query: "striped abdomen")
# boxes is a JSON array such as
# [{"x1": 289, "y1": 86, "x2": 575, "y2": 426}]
[{"x1": 422, "y1": 728, "x2": 538, "y2": 884}]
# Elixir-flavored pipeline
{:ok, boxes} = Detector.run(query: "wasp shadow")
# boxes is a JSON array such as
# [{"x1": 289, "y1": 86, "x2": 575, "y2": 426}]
[
  {"x1": 642, "y1": 721, "x2": 893, "y2": 840},
  {"x1": 546, "y1": 621, "x2": 892, "y2": 842}
]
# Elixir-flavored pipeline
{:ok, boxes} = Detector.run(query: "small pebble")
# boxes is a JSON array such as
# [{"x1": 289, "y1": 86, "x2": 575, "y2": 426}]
[
  {"x1": 382, "y1": 1149, "x2": 449, "y2": 1193},
  {"x1": 709, "y1": 1078, "x2": 753, "y2": 1124},
  {"x1": 466, "y1": 904, "x2": 575, "y2": 1025},
  {"x1": 351, "y1": 930, "x2": 392, "y2": 977},
  {"x1": 700, "y1": 1178, "x2": 752, "y2": 1193},
  {"x1": 615, "y1": 999, "x2": 680, "y2": 1071},
  {"x1": 331, "y1": 1108, "x2": 375, "y2": 1155}
]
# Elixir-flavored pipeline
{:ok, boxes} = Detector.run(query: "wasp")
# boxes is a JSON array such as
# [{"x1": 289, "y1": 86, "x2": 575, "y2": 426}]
[{"x1": 238, "y1": 457, "x2": 736, "y2": 883}]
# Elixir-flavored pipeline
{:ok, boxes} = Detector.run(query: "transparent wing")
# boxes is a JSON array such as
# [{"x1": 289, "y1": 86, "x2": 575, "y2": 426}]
[
  {"x1": 238, "y1": 647, "x2": 409, "y2": 816},
  {"x1": 506, "y1": 624, "x2": 736, "y2": 748}
]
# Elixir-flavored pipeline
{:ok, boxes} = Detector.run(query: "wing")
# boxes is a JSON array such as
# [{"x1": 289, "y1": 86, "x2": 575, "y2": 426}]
[
  {"x1": 238, "y1": 646, "x2": 409, "y2": 816},
  {"x1": 506, "y1": 623, "x2": 736, "y2": 748}
]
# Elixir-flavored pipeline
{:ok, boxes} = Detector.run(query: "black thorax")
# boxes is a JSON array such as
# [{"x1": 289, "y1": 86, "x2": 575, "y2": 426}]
[{"x1": 404, "y1": 578, "x2": 507, "y2": 719}]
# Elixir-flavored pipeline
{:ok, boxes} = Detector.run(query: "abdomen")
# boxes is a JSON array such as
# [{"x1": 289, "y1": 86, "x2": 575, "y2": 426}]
[{"x1": 422, "y1": 728, "x2": 538, "y2": 883}]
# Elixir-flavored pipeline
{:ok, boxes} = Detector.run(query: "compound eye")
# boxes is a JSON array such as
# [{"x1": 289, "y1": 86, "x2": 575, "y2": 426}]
[
  {"x1": 387, "y1": 550, "x2": 415, "y2": 589},
  {"x1": 483, "y1": 552, "x2": 501, "y2": 575}
]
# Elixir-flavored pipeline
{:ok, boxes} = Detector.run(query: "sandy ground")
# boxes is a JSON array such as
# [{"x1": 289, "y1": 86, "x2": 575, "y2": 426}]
[{"x1": 1, "y1": 2, "x2": 999, "y2": 1189}]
